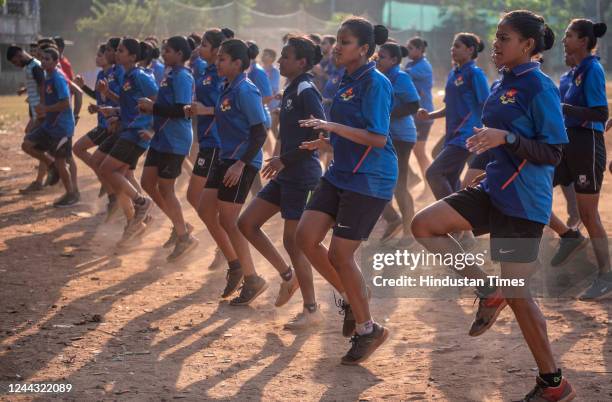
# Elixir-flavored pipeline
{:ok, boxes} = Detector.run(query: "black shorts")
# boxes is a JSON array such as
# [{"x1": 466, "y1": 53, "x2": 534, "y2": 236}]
[
  {"x1": 108, "y1": 137, "x2": 147, "y2": 170},
  {"x1": 468, "y1": 151, "x2": 491, "y2": 171},
  {"x1": 305, "y1": 178, "x2": 388, "y2": 241},
  {"x1": 192, "y1": 147, "x2": 220, "y2": 178},
  {"x1": 257, "y1": 180, "x2": 314, "y2": 220},
  {"x1": 25, "y1": 126, "x2": 72, "y2": 158},
  {"x1": 443, "y1": 186, "x2": 544, "y2": 263},
  {"x1": 554, "y1": 127, "x2": 605, "y2": 194},
  {"x1": 86, "y1": 126, "x2": 109, "y2": 146},
  {"x1": 144, "y1": 148, "x2": 185, "y2": 179},
  {"x1": 204, "y1": 159, "x2": 259, "y2": 204},
  {"x1": 416, "y1": 120, "x2": 433, "y2": 141}
]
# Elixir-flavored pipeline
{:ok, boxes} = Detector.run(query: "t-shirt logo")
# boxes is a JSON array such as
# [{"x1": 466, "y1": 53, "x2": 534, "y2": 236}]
[
  {"x1": 284, "y1": 98, "x2": 293, "y2": 111},
  {"x1": 45, "y1": 84, "x2": 53, "y2": 94},
  {"x1": 454, "y1": 75, "x2": 464, "y2": 87},
  {"x1": 340, "y1": 87, "x2": 355, "y2": 101},
  {"x1": 500, "y1": 89, "x2": 518, "y2": 105},
  {"x1": 577, "y1": 174, "x2": 590, "y2": 187},
  {"x1": 574, "y1": 73, "x2": 583, "y2": 86},
  {"x1": 160, "y1": 78, "x2": 168, "y2": 88},
  {"x1": 122, "y1": 81, "x2": 132, "y2": 92},
  {"x1": 202, "y1": 76, "x2": 212, "y2": 86},
  {"x1": 220, "y1": 98, "x2": 231, "y2": 112}
]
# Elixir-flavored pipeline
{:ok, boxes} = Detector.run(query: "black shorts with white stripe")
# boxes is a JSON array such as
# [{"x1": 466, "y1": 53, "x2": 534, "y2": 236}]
[{"x1": 204, "y1": 159, "x2": 259, "y2": 204}]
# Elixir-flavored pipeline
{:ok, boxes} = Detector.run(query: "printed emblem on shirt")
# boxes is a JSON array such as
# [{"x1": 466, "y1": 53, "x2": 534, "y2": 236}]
[
  {"x1": 160, "y1": 78, "x2": 168, "y2": 88},
  {"x1": 220, "y1": 98, "x2": 231, "y2": 112},
  {"x1": 340, "y1": 87, "x2": 355, "y2": 101},
  {"x1": 284, "y1": 98, "x2": 293, "y2": 111},
  {"x1": 202, "y1": 76, "x2": 212, "y2": 86},
  {"x1": 500, "y1": 89, "x2": 518, "y2": 105},
  {"x1": 122, "y1": 80, "x2": 132, "y2": 92},
  {"x1": 577, "y1": 174, "x2": 590, "y2": 187},
  {"x1": 197, "y1": 157, "x2": 205, "y2": 167},
  {"x1": 46, "y1": 84, "x2": 53, "y2": 94},
  {"x1": 454, "y1": 75, "x2": 464, "y2": 87},
  {"x1": 574, "y1": 73, "x2": 583, "y2": 86}
]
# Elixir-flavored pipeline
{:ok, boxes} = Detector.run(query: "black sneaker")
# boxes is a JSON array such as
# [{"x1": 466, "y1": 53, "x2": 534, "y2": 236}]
[
  {"x1": 381, "y1": 219, "x2": 402, "y2": 243},
  {"x1": 515, "y1": 375, "x2": 576, "y2": 402},
  {"x1": 44, "y1": 165, "x2": 59, "y2": 186},
  {"x1": 230, "y1": 275, "x2": 268, "y2": 306},
  {"x1": 550, "y1": 231, "x2": 588, "y2": 266},
  {"x1": 163, "y1": 223, "x2": 194, "y2": 249},
  {"x1": 133, "y1": 197, "x2": 153, "y2": 225},
  {"x1": 222, "y1": 267, "x2": 244, "y2": 298},
  {"x1": 53, "y1": 192, "x2": 79, "y2": 208},
  {"x1": 167, "y1": 234, "x2": 199, "y2": 262},
  {"x1": 469, "y1": 288, "x2": 507, "y2": 336},
  {"x1": 579, "y1": 272, "x2": 612, "y2": 301},
  {"x1": 340, "y1": 323, "x2": 389, "y2": 365},
  {"x1": 19, "y1": 181, "x2": 44, "y2": 194}
]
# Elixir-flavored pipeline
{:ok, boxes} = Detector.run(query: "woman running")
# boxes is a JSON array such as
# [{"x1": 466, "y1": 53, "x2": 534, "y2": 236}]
[
  {"x1": 412, "y1": 10, "x2": 575, "y2": 401},
  {"x1": 239, "y1": 35, "x2": 342, "y2": 329},
  {"x1": 415, "y1": 33, "x2": 489, "y2": 201},
  {"x1": 97, "y1": 38, "x2": 158, "y2": 244},
  {"x1": 297, "y1": 17, "x2": 395, "y2": 365},
  {"x1": 376, "y1": 43, "x2": 420, "y2": 245},
  {"x1": 137, "y1": 36, "x2": 199, "y2": 262},
  {"x1": 549, "y1": 19, "x2": 611, "y2": 300},
  {"x1": 404, "y1": 37, "x2": 434, "y2": 198},
  {"x1": 196, "y1": 39, "x2": 268, "y2": 305}
]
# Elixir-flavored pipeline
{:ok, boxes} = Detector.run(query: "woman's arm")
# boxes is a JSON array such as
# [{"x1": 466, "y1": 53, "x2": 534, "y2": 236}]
[{"x1": 299, "y1": 118, "x2": 387, "y2": 148}]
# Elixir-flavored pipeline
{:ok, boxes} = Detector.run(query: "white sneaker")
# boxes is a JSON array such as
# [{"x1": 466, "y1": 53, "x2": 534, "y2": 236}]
[
  {"x1": 274, "y1": 272, "x2": 299, "y2": 307},
  {"x1": 284, "y1": 307, "x2": 323, "y2": 330}
]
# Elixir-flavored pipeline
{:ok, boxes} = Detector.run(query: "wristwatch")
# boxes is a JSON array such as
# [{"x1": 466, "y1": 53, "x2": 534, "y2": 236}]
[{"x1": 505, "y1": 132, "x2": 517, "y2": 145}]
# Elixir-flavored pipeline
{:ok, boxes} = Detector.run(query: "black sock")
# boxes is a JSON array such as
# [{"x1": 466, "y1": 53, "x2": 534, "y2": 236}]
[
  {"x1": 539, "y1": 369, "x2": 562, "y2": 387},
  {"x1": 228, "y1": 259, "x2": 241, "y2": 271},
  {"x1": 561, "y1": 229, "x2": 579, "y2": 239},
  {"x1": 134, "y1": 196, "x2": 145, "y2": 206},
  {"x1": 280, "y1": 267, "x2": 293, "y2": 282},
  {"x1": 304, "y1": 303, "x2": 317, "y2": 313}
]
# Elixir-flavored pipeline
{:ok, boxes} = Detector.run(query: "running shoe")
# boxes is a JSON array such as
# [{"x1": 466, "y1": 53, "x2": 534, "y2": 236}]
[
  {"x1": 104, "y1": 198, "x2": 120, "y2": 223},
  {"x1": 117, "y1": 220, "x2": 147, "y2": 246},
  {"x1": 230, "y1": 275, "x2": 268, "y2": 306},
  {"x1": 469, "y1": 287, "x2": 507, "y2": 337},
  {"x1": 208, "y1": 247, "x2": 225, "y2": 270},
  {"x1": 381, "y1": 219, "x2": 403, "y2": 244},
  {"x1": 565, "y1": 215, "x2": 581, "y2": 231},
  {"x1": 44, "y1": 165, "x2": 59, "y2": 186},
  {"x1": 579, "y1": 272, "x2": 612, "y2": 300},
  {"x1": 284, "y1": 307, "x2": 323, "y2": 330},
  {"x1": 550, "y1": 231, "x2": 588, "y2": 267},
  {"x1": 163, "y1": 223, "x2": 194, "y2": 249},
  {"x1": 167, "y1": 234, "x2": 199, "y2": 262},
  {"x1": 515, "y1": 375, "x2": 576, "y2": 402},
  {"x1": 19, "y1": 181, "x2": 44, "y2": 194},
  {"x1": 222, "y1": 267, "x2": 244, "y2": 298},
  {"x1": 133, "y1": 197, "x2": 153, "y2": 225},
  {"x1": 340, "y1": 323, "x2": 389, "y2": 365},
  {"x1": 53, "y1": 192, "x2": 79, "y2": 208},
  {"x1": 336, "y1": 287, "x2": 372, "y2": 338},
  {"x1": 274, "y1": 271, "x2": 299, "y2": 307}
]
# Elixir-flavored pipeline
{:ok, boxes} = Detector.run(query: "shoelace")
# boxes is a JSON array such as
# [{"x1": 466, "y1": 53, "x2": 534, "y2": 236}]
[{"x1": 333, "y1": 292, "x2": 348, "y2": 316}]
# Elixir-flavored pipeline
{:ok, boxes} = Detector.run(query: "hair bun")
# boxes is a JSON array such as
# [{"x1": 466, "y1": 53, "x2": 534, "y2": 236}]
[
  {"x1": 400, "y1": 45, "x2": 409, "y2": 58},
  {"x1": 246, "y1": 40, "x2": 259, "y2": 60},
  {"x1": 313, "y1": 44, "x2": 323, "y2": 65},
  {"x1": 373, "y1": 25, "x2": 389, "y2": 46},
  {"x1": 543, "y1": 24, "x2": 555, "y2": 51},
  {"x1": 593, "y1": 22, "x2": 607, "y2": 38},
  {"x1": 221, "y1": 28, "x2": 235, "y2": 39},
  {"x1": 423, "y1": 40, "x2": 428, "y2": 48},
  {"x1": 477, "y1": 41, "x2": 485, "y2": 53}
]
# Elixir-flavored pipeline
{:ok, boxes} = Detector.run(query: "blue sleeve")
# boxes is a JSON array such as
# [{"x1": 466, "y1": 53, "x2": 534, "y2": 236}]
[
  {"x1": 238, "y1": 86, "x2": 266, "y2": 126},
  {"x1": 472, "y1": 69, "x2": 490, "y2": 105},
  {"x1": 530, "y1": 87, "x2": 568, "y2": 145},
  {"x1": 361, "y1": 78, "x2": 392, "y2": 136},
  {"x1": 174, "y1": 71, "x2": 194, "y2": 104},
  {"x1": 254, "y1": 70, "x2": 272, "y2": 97},
  {"x1": 301, "y1": 87, "x2": 325, "y2": 120},
  {"x1": 55, "y1": 73, "x2": 70, "y2": 101},
  {"x1": 396, "y1": 74, "x2": 420, "y2": 104},
  {"x1": 584, "y1": 64, "x2": 607, "y2": 107},
  {"x1": 270, "y1": 68, "x2": 280, "y2": 94},
  {"x1": 407, "y1": 61, "x2": 432, "y2": 82},
  {"x1": 137, "y1": 71, "x2": 158, "y2": 98}
]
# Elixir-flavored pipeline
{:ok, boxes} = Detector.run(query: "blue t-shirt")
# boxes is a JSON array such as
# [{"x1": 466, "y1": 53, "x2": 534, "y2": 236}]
[
  {"x1": 559, "y1": 68, "x2": 573, "y2": 100},
  {"x1": 194, "y1": 63, "x2": 222, "y2": 149},
  {"x1": 42, "y1": 68, "x2": 75, "y2": 138},
  {"x1": 443, "y1": 60, "x2": 489, "y2": 148},
  {"x1": 385, "y1": 65, "x2": 420, "y2": 143},
  {"x1": 248, "y1": 61, "x2": 272, "y2": 128},
  {"x1": 322, "y1": 66, "x2": 345, "y2": 118},
  {"x1": 119, "y1": 66, "x2": 159, "y2": 148},
  {"x1": 405, "y1": 57, "x2": 434, "y2": 112},
  {"x1": 265, "y1": 64, "x2": 281, "y2": 111},
  {"x1": 326, "y1": 62, "x2": 398, "y2": 200},
  {"x1": 215, "y1": 73, "x2": 267, "y2": 169},
  {"x1": 150, "y1": 66, "x2": 194, "y2": 156},
  {"x1": 276, "y1": 73, "x2": 324, "y2": 188},
  {"x1": 563, "y1": 55, "x2": 607, "y2": 132},
  {"x1": 95, "y1": 65, "x2": 123, "y2": 128},
  {"x1": 151, "y1": 59, "x2": 165, "y2": 86},
  {"x1": 481, "y1": 62, "x2": 568, "y2": 224},
  {"x1": 190, "y1": 56, "x2": 207, "y2": 80}
]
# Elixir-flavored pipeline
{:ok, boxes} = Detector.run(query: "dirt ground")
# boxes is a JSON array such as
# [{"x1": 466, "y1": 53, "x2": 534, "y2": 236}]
[{"x1": 0, "y1": 94, "x2": 611, "y2": 401}]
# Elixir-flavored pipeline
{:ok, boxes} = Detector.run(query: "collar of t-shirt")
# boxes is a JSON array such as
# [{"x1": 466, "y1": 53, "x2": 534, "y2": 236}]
[
  {"x1": 405, "y1": 56, "x2": 425, "y2": 68},
  {"x1": 286, "y1": 72, "x2": 313, "y2": 91},
  {"x1": 573, "y1": 55, "x2": 598, "y2": 76},
  {"x1": 342, "y1": 61, "x2": 377, "y2": 84},
  {"x1": 385, "y1": 64, "x2": 401, "y2": 83},
  {"x1": 454, "y1": 59, "x2": 476, "y2": 74},
  {"x1": 500, "y1": 61, "x2": 540, "y2": 78},
  {"x1": 224, "y1": 72, "x2": 247, "y2": 91}
]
